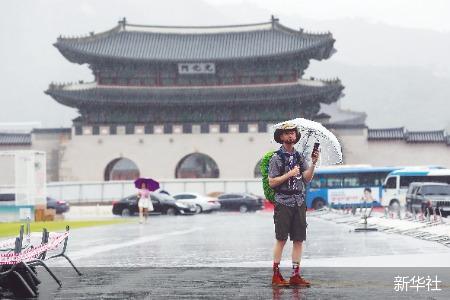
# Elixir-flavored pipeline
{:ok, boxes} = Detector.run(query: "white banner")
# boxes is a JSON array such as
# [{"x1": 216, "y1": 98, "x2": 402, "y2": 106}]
[
  {"x1": 328, "y1": 187, "x2": 380, "y2": 205},
  {"x1": 178, "y1": 63, "x2": 215, "y2": 74}
]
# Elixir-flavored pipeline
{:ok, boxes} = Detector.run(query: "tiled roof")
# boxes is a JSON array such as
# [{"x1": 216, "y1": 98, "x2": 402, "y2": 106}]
[
  {"x1": 314, "y1": 113, "x2": 331, "y2": 119},
  {"x1": 46, "y1": 80, "x2": 343, "y2": 107},
  {"x1": 0, "y1": 133, "x2": 31, "y2": 145},
  {"x1": 405, "y1": 130, "x2": 446, "y2": 143},
  {"x1": 367, "y1": 127, "x2": 404, "y2": 140},
  {"x1": 32, "y1": 128, "x2": 71, "y2": 134},
  {"x1": 327, "y1": 124, "x2": 367, "y2": 129},
  {"x1": 54, "y1": 18, "x2": 335, "y2": 63},
  {"x1": 319, "y1": 102, "x2": 367, "y2": 127},
  {"x1": 367, "y1": 128, "x2": 450, "y2": 145}
]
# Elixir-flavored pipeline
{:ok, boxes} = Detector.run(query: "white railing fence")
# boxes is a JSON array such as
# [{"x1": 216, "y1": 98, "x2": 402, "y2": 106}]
[{"x1": 47, "y1": 179, "x2": 264, "y2": 204}]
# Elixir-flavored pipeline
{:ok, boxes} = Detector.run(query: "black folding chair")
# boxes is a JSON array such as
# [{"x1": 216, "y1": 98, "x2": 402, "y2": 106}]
[
  {"x1": 44, "y1": 226, "x2": 82, "y2": 276},
  {"x1": 0, "y1": 237, "x2": 38, "y2": 298},
  {"x1": 27, "y1": 228, "x2": 63, "y2": 287}
]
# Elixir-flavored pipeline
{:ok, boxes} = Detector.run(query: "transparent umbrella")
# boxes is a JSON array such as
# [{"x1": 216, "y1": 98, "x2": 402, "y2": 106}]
[{"x1": 274, "y1": 118, "x2": 343, "y2": 166}]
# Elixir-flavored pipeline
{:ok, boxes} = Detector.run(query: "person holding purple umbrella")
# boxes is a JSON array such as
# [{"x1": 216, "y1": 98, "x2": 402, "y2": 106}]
[
  {"x1": 134, "y1": 178, "x2": 159, "y2": 223},
  {"x1": 137, "y1": 182, "x2": 153, "y2": 223}
]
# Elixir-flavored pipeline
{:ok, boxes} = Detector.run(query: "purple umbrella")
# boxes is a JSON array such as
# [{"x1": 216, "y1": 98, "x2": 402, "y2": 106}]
[{"x1": 134, "y1": 178, "x2": 160, "y2": 191}]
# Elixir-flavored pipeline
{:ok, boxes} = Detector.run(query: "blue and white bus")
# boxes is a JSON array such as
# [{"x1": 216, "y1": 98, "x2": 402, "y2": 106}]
[
  {"x1": 305, "y1": 166, "x2": 401, "y2": 209},
  {"x1": 381, "y1": 168, "x2": 450, "y2": 209}
]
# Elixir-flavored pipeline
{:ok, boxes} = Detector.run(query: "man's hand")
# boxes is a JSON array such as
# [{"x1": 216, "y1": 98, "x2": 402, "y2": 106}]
[
  {"x1": 288, "y1": 165, "x2": 300, "y2": 177},
  {"x1": 269, "y1": 165, "x2": 300, "y2": 188},
  {"x1": 311, "y1": 149, "x2": 320, "y2": 165}
]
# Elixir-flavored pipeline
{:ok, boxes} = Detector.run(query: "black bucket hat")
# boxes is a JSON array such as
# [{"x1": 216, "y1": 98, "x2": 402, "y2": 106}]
[{"x1": 274, "y1": 122, "x2": 301, "y2": 144}]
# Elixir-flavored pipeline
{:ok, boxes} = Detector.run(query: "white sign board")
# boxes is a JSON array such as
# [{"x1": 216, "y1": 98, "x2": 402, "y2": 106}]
[
  {"x1": 328, "y1": 187, "x2": 380, "y2": 205},
  {"x1": 178, "y1": 63, "x2": 215, "y2": 74},
  {"x1": 19, "y1": 207, "x2": 32, "y2": 220},
  {"x1": 0, "y1": 150, "x2": 46, "y2": 206}
]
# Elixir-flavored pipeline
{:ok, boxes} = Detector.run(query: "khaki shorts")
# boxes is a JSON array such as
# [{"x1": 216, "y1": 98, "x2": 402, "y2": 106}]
[{"x1": 273, "y1": 202, "x2": 307, "y2": 241}]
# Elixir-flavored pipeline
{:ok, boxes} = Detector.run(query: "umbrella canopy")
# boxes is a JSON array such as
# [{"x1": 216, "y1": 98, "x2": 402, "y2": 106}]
[
  {"x1": 274, "y1": 118, "x2": 343, "y2": 166},
  {"x1": 134, "y1": 178, "x2": 160, "y2": 191}
]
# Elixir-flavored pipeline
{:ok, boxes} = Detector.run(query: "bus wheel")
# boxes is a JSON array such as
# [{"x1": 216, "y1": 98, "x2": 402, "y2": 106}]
[
  {"x1": 312, "y1": 198, "x2": 326, "y2": 210},
  {"x1": 389, "y1": 200, "x2": 400, "y2": 211}
]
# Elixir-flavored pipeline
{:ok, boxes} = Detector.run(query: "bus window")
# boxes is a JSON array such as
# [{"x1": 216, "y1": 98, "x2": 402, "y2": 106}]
[
  {"x1": 432, "y1": 176, "x2": 450, "y2": 184},
  {"x1": 311, "y1": 175, "x2": 325, "y2": 188},
  {"x1": 359, "y1": 173, "x2": 373, "y2": 186},
  {"x1": 360, "y1": 173, "x2": 376, "y2": 186},
  {"x1": 360, "y1": 172, "x2": 390, "y2": 186},
  {"x1": 375, "y1": 172, "x2": 390, "y2": 185},
  {"x1": 326, "y1": 174, "x2": 343, "y2": 188},
  {"x1": 400, "y1": 176, "x2": 427, "y2": 188},
  {"x1": 343, "y1": 173, "x2": 359, "y2": 187},
  {"x1": 385, "y1": 177, "x2": 396, "y2": 189}
]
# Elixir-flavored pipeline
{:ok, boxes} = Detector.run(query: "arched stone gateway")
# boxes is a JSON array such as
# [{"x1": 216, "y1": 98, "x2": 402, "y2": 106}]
[
  {"x1": 175, "y1": 153, "x2": 220, "y2": 179},
  {"x1": 104, "y1": 157, "x2": 140, "y2": 181},
  {"x1": 254, "y1": 159, "x2": 263, "y2": 178}
]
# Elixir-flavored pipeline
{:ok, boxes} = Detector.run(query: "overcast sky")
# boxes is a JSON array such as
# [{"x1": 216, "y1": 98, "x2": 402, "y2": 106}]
[
  {"x1": 206, "y1": 0, "x2": 450, "y2": 31},
  {"x1": 0, "y1": 0, "x2": 449, "y2": 130}
]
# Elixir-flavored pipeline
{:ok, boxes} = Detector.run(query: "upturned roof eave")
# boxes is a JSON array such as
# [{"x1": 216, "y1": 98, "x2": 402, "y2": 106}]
[
  {"x1": 46, "y1": 78, "x2": 342, "y2": 93},
  {"x1": 53, "y1": 40, "x2": 335, "y2": 65},
  {"x1": 45, "y1": 81, "x2": 343, "y2": 107},
  {"x1": 55, "y1": 19, "x2": 333, "y2": 43}
]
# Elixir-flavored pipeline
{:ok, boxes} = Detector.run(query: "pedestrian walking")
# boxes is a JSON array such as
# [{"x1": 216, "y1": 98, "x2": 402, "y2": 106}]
[{"x1": 137, "y1": 182, "x2": 153, "y2": 223}]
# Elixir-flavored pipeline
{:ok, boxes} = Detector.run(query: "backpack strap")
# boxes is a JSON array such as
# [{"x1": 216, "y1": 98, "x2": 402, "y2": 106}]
[
  {"x1": 276, "y1": 149, "x2": 302, "y2": 173},
  {"x1": 275, "y1": 149, "x2": 285, "y2": 170}
]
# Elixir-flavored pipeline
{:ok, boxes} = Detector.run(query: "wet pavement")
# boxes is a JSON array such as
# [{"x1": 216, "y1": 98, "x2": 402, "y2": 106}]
[
  {"x1": 34, "y1": 267, "x2": 450, "y2": 299},
  {"x1": 55, "y1": 212, "x2": 450, "y2": 268},
  {"x1": 5, "y1": 211, "x2": 450, "y2": 298}
]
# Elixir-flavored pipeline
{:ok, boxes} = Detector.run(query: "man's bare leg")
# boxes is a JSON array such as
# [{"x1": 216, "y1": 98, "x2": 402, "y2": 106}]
[
  {"x1": 273, "y1": 239, "x2": 287, "y2": 263},
  {"x1": 292, "y1": 241, "x2": 303, "y2": 264},
  {"x1": 272, "y1": 239, "x2": 289, "y2": 286},
  {"x1": 290, "y1": 241, "x2": 310, "y2": 286}
]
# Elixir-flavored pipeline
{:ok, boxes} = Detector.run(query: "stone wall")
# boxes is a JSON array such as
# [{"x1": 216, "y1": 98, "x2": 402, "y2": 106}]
[{"x1": 1, "y1": 127, "x2": 449, "y2": 182}]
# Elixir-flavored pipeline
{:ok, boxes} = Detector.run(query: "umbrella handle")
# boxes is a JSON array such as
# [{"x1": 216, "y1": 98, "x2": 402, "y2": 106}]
[{"x1": 301, "y1": 130, "x2": 312, "y2": 156}]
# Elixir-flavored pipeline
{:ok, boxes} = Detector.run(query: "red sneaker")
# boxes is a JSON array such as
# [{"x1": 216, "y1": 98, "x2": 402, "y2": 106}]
[
  {"x1": 272, "y1": 271, "x2": 290, "y2": 287},
  {"x1": 289, "y1": 275, "x2": 311, "y2": 287}
]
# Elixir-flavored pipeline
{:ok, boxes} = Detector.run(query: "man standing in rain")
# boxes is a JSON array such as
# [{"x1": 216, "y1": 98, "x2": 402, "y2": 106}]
[{"x1": 268, "y1": 122, "x2": 319, "y2": 287}]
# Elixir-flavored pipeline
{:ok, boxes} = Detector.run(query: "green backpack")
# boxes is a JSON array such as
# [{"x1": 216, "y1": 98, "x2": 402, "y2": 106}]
[
  {"x1": 260, "y1": 151, "x2": 276, "y2": 203},
  {"x1": 260, "y1": 149, "x2": 302, "y2": 203}
]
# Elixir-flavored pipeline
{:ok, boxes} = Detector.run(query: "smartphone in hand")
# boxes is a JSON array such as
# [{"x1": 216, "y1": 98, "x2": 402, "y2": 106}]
[{"x1": 313, "y1": 142, "x2": 320, "y2": 152}]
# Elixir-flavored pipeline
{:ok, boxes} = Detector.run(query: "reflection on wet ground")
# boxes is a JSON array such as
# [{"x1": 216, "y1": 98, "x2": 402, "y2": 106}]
[
  {"x1": 31, "y1": 267, "x2": 450, "y2": 299},
  {"x1": 57, "y1": 212, "x2": 450, "y2": 267}
]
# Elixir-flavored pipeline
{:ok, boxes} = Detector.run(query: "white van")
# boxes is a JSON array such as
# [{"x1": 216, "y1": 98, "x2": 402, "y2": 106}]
[{"x1": 381, "y1": 168, "x2": 450, "y2": 209}]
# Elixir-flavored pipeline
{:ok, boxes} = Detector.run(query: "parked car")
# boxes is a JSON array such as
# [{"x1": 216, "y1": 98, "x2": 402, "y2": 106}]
[
  {"x1": 112, "y1": 192, "x2": 196, "y2": 216},
  {"x1": 217, "y1": 193, "x2": 265, "y2": 213},
  {"x1": 46, "y1": 197, "x2": 70, "y2": 214},
  {"x1": 0, "y1": 194, "x2": 70, "y2": 214},
  {"x1": 172, "y1": 192, "x2": 221, "y2": 213},
  {"x1": 405, "y1": 182, "x2": 424, "y2": 213},
  {"x1": 0, "y1": 193, "x2": 15, "y2": 202},
  {"x1": 408, "y1": 182, "x2": 450, "y2": 216}
]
